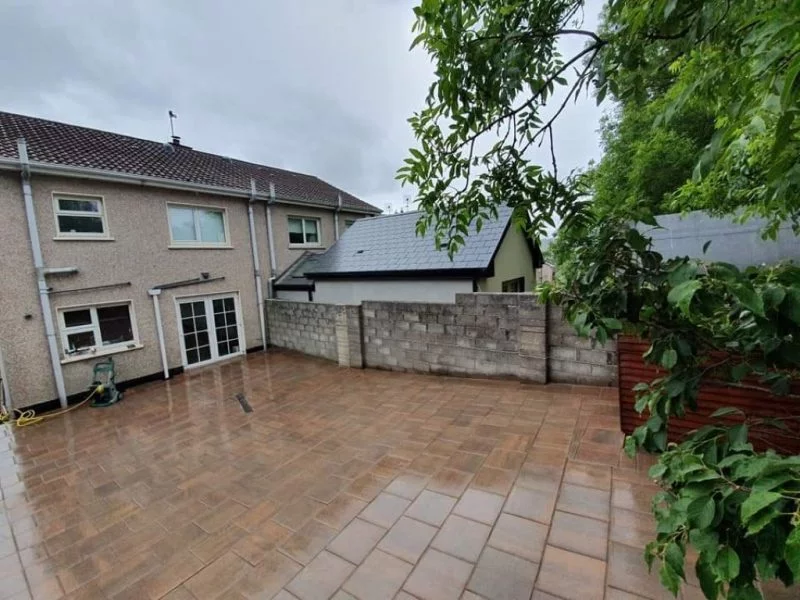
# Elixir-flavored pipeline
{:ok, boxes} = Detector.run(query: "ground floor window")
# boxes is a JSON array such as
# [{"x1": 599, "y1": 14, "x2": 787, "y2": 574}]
[
  {"x1": 58, "y1": 302, "x2": 137, "y2": 356},
  {"x1": 501, "y1": 277, "x2": 525, "y2": 293},
  {"x1": 177, "y1": 293, "x2": 243, "y2": 367}
]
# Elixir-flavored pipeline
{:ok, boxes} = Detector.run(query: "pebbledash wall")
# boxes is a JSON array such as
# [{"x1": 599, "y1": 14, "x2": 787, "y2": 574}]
[{"x1": 265, "y1": 293, "x2": 617, "y2": 386}]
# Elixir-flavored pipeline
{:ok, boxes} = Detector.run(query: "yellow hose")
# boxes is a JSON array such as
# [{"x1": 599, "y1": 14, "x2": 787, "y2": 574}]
[{"x1": 0, "y1": 385, "x2": 101, "y2": 428}]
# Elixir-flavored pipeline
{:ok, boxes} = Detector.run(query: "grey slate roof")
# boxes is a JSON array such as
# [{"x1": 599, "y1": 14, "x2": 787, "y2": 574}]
[
  {"x1": 274, "y1": 252, "x2": 321, "y2": 290},
  {"x1": 0, "y1": 111, "x2": 380, "y2": 213},
  {"x1": 305, "y1": 205, "x2": 515, "y2": 278}
]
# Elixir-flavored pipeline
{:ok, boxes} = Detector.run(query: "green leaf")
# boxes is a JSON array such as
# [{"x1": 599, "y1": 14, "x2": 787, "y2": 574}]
[
  {"x1": 716, "y1": 547, "x2": 740, "y2": 582},
  {"x1": 689, "y1": 529, "x2": 719, "y2": 558},
  {"x1": 688, "y1": 496, "x2": 715, "y2": 529},
  {"x1": 659, "y1": 562, "x2": 682, "y2": 596},
  {"x1": 649, "y1": 463, "x2": 667, "y2": 479},
  {"x1": 695, "y1": 557, "x2": 719, "y2": 599},
  {"x1": 601, "y1": 317, "x2": 623, "y2": 331},
  {"x1": 732, "y1": 285, "x2": 765, "y2": 317},
  {"x1": 667, "y1": 280, "x2": 702, "y2": 314},
  {"x1": 665, "y1": 542, "x2": 685, "y2": 579},
  {"x1": 741, "y1": 490, "x2": 782, "y2": 524},
  {"x1": 710, "y1": 407, "x2": 745, "y2": 418},
  {"x1": 624, "y1": 435, "x2": 637, "y2": 458},
  {"x1": 661, "y1": 348, "x2": 678, "y2": 370},
  {"x1": 786, "y1": 526, "x2": 800, "y2": 580}
]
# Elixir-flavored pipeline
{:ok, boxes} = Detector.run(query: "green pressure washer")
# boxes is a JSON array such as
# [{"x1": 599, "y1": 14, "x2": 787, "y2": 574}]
[{"x1": 90, "y1": 357, "x2": 123, "y2": 408}]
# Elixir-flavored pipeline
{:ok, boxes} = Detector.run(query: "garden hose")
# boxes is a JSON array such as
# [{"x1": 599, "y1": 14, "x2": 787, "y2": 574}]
[{"x1": 0, "y1": 385, "x2": 101, "y2": 428}]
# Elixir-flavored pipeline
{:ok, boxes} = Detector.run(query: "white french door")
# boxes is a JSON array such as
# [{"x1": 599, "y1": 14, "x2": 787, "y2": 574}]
[{"x1": 177, "y1": 293, "x2": 243, "y2": 367}]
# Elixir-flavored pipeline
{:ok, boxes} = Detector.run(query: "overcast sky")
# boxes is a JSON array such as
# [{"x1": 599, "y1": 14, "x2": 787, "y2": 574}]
[{"x1": 0, "y1": 0, "x2": 604, "y2": 212}]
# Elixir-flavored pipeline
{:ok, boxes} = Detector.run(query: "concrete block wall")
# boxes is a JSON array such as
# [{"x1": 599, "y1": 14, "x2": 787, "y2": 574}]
[
  {"x1": 265, "y1": 294, "x2": 617, "y2": 386},
  {"x1": 265, "y1": 300, "x2": 340, "y2": 362},
  {"x1": 547, "y1": 305, "x2": 618, "y2": 385}
]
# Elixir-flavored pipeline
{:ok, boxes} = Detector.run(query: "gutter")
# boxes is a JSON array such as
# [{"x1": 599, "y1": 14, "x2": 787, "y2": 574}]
[
  {"x1": 247, "y1": 179, "x2": 267, "y2": 351},
  {"x1": 16, "y1": 139, "x2": 68, "y2": 407},
  {"x1": 0, "y1": 158, "x2": 380, "y2": 214}
]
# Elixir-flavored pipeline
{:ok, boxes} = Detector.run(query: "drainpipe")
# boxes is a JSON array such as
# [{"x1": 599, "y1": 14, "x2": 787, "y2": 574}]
[
  {"x1": 18, "y1": 139, "x2": 68, "y2": 407},
  {"x1": 247, "y1": 179, "x2": 267, "y2": 351},
  {"x1": 334, "y1": 193, "x2": 342, "y2": 241},
  {"x1": 148, "y1": 289, "x2": 170, "y2": 380},
  {"x1": 0, "y1": 343, "x2": 12, "y2": 411},
  {"x1": 266, "y1": 182, "x2": 278, "y2": 297}
]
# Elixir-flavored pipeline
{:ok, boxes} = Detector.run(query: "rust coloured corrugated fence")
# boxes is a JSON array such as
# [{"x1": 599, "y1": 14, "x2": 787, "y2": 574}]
[{"x1": 618, "y1": 336, "x2": 800, "y2": 455}]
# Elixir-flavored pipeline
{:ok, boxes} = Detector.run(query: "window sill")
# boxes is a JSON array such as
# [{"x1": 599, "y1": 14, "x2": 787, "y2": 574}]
[
  {"x1": 54, "y1": 236, "x2": 115, "y2": 242},
  {"x1": 289, "y1": 244, "x2": 324, "y2": 249},
  {"x1": 168, "y1": 244, "x2": 233, "y2": 250},
  {"x1": 60, "y1": 343, "x2": 143, "y2": 364}
]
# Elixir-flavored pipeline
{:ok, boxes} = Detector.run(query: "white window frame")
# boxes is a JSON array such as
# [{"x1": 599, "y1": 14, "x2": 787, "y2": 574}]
[
  {"x1": 52, "y1": 193, "x2": 111, "y2": 240},
  {"x1": 288, "y1": 216, "x2": 322, "y2": 247},
  {"x1": 173, "y1": 291, "x2": 246, "y2": 369},
  {"x1": 167, "y1": 202, "x2": 231, "y2": 248},
  {"x1": 57, "y1": 300, "x2": 141, "y2": 363}
]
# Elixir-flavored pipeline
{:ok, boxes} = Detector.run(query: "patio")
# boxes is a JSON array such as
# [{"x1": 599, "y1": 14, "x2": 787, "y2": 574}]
[{"x1": 0, "y1": 350, "x2": 697, "y2": 600}]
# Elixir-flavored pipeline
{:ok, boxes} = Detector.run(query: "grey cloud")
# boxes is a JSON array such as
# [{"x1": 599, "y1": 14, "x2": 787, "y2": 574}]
[{"x1": 0, "y1": 0, "x2": 602, "y2": 210}]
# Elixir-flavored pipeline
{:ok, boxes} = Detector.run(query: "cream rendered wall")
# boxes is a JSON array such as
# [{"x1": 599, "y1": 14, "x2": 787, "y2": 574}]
[
  {"x1": 478, "y1": 223, "x2": 535, "y2": 292},
  {"x1": 267, "y1": 204, "x2": 368, "y2": 276},
  {"x1": 313, "y1": 279, "x2": 474, "y2": 304},
  {"x1": 0, "y1": 173, "x2": 271, "y2": 408}
]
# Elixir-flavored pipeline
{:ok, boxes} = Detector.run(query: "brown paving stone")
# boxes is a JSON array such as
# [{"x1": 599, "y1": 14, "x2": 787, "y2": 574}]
[
  {"x1": 378, "y1": 516, "x2": 438, "y2": 564},
  {"x1": 343, "y1": 549, "x2": 414, "y2": 600},
  {"x1": 183, "y1": 551, "x2": 250, "y2": 599},
  {"x1": 231, "y1": 549, "x2": 302, "y2": 599},
  {"x1": 0, "y1": 352, "x2": 629, "y2": 600},
  {"x1": 232, "y1": 520, "x2": 293, "y2": 566},
  {"x1": 548, "y1": 510, "x2": 608, "y2": 560},
  {"x1": 452, "y1": 489, "x2": 504, "y2": 525},
  {"x1": 605, "y1": 588, "x2": 651, "y2": 600},
  {"x1": 361, "y1": 493, "x2": 412, "y2": 529},
  {"x1": 386, "y1": 473, "x2": 429, "y2": 500},
  {"x1": 556, "y1": 483, "x2": 611, "y2": 522},
  {"x1": 612, "y1": 481, "x2": 657, "y2": 515},
  {"x1": 286, "y1": 551, "x2": 355, "y2": 600},
  {"x1": 503, "y1": 486, "x2": 556, "y2": 524},
  {"x1": 563, "y1": 462, "x2": 612, "y2": 491},
  {"x1": 405, "y1": 491, "x2": 456, "y2": 527},
  {"x1": 609, "y1": 508, "x2": 656, "y2": 549},
  {"x1": 426, "y1": 469, "x2": 472, "y2": 498},
  {"x1": 280, "y1": 520, "x2": 338, "y2": 565},
  {"x1": 470, "y1": 467, "x2": 516, "y2": 496},
  {"x1": 536, "y1": 545, "x2": 606, "y2": 600},
  {"x1": 273, "y1": 496, "x2": 326, "y2": 532},
  {"x1": 328, "y1": 518, "x2": 387, "y2": 565},
  {"x1": 467, "y1": 547, "x2": 537, "y2": 600},
  {"x1": 607, "y1": 542, "x2": 669, "y2": 600},
  {"x1": 315, "y1": 494, "x2": 367, "y2": 531},
  {"x1": 431, "y1": 515, "x2": 491, "y2": 563},
  {"x1": 487, "y1": 513, "x2": 548, "y2": 563},
  {"x1": 403, "y1": 549, "x2": 473, "y2": 600}
]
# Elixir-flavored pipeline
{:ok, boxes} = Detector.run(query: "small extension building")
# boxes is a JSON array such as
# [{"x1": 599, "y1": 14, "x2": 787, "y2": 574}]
[{"x1": 274, "y1": 205, "x2": 542, "y2": 304}]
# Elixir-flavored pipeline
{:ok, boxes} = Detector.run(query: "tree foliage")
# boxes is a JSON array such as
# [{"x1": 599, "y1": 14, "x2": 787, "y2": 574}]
[{"x1": 401, "y1": 0, "x2": 800, "y2": 597}]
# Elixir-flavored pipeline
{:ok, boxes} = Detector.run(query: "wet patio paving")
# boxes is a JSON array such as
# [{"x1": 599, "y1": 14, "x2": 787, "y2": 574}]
[{"x1": 0, "y1": 350, "x2": 712, "y2": 599}]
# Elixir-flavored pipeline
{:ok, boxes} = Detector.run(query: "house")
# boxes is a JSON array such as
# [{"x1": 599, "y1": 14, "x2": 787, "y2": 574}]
[
  {"x1": 0, "y1": 111, "x2": 380, "y2": 409},
  {"x1": 273, "y1": 205, "x2": 542, "y2": 304}
]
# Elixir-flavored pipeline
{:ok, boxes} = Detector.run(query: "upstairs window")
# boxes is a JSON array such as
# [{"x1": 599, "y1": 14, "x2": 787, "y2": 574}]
[
  {"x1": 288, "y1": 217, "x2": 320, "y2": 245},
  {"x1": 54, "y1": 194, "x2": 108, "y2": 238},
  {"x1": 168, "y1": 204, "x2": 228, "y2": 247},
  {"x1": 59, "y1": 303, "x2": 137, "y2": 357}
]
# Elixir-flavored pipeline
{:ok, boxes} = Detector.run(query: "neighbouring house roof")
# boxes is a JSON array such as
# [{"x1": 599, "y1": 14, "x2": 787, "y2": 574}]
[
  {"x1": 0, "y1": 111, "x2": 380, "y2": 213},
  {"x1": 274, "y1": 251, "x2": 321, "y2": 291},
  {"x1": 305, "y1": 205, "x2": 528, "y2": 279}
]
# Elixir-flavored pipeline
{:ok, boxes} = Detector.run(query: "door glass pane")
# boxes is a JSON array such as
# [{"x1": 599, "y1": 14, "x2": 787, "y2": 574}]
[
  {"x1": 181, "y1": 301, "x2": 210, "y2": 365},
  {"x1": 224, "y1": 298, "x2": 234, "y2": 312},
  {"x1": 169, "y1": 206, "x2": 197, "y2": 241},
  {"x1": 97, "y1": 305, "x2": 133, "y2": 346},
  {"x1": 57, "y1": 215, "x2": 104, "y2": 234},
  {"x1": 199, "y1": 210, "x2": 226, "y2": 243},
  {"x1": 213, "y1": 299, "x2": 224, "y2": 314},
  {"x1": 58, "y1": 198, "x2": 100, "y2": 213},
  {"x1": 304, "y1": 219, "x2": 319, "y2": 243},
  {"x1": 182, "y1": 317, "x2": 195, "y2": 333},
  {"x1": 198, "y1": 346, "x2": 212, "y2": 362},
  {"x1": 67, "y1": 331, "x2": 96, "y2": 352},
  {"x1": 180, "y1": 304, "x2": 193, "y2": 319},
  {"x1": 187, "y1": 349, "x2": 199, "y2": 365},
  {"x1": 64, "y1": 309, "x2": 92, "y2": 327}
]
